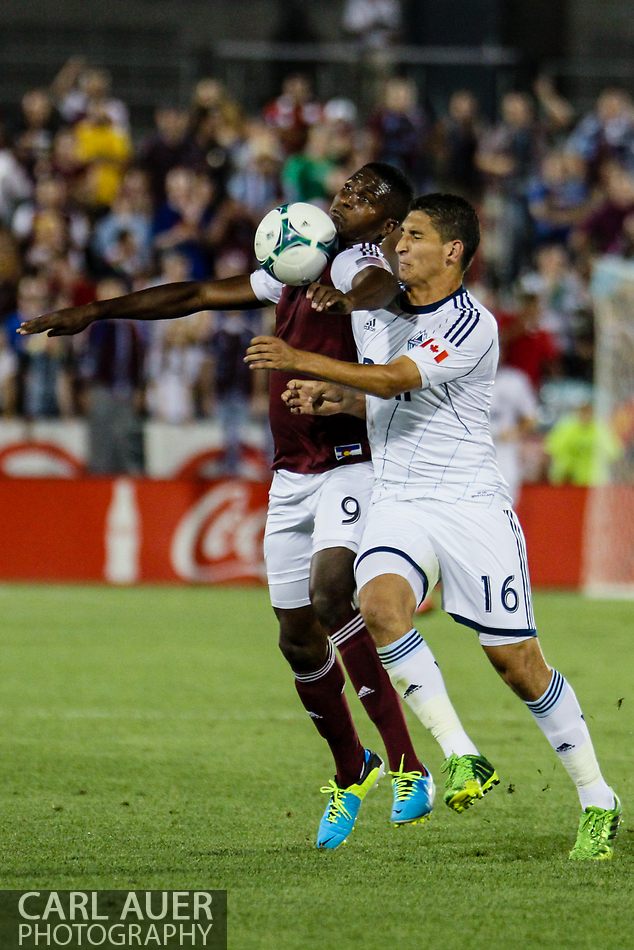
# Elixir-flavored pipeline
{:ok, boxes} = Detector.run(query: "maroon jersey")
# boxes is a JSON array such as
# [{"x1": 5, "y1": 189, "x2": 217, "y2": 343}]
[{"x1": 269, "y1": 262, "x2": 371, "y2": 474}]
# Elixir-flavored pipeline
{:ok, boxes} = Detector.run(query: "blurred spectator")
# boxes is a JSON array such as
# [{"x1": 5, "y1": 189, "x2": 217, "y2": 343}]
[
  {"x1": 12, "y1": 175, "x2": 89, "y2": 253},
  {"x1": 4, "y1": 274, "x2": 57, "y2": 414},
  {"x1": 73, "y1": 103, "x2": 132, "y2": 210},
  {"x1": 47, "y1": 254, "x2": 95, "y2": 311},
  {"x1": 367, "y1": 76, "x2": 429, "y2": 186},
  {"x1": 187, "y1": 78, "x2": 245, "y2": 187},
  {"x1": 491, "y1": 351, "x2": 538, "y2": 503},
  {"x1": 539, "y1": 378, "x2": 594, "y2": 430},
  {"x1": 576, "y1": 162, "x2": 634, "y2": 255},
  {"x1": 322, "y1": 98, "x2": 359, "y2": 168},
  {"x1": 139, "y1": 105, "x2": 196, "y2": 204},
  {"x1": 0, "y1": 227, "x2": 21, "y2": 316},
  {"x1": 532, "y1": 75, "x2": 576, "y2": 146},
  {"x1": 53, "y1": 60, "x2": 129, "y2": 131},
  {"x1": 23, "y1": 210, "x2": 78, "y2": 273},
  {"x1": 205, "y1": 309, "x2": 267, "y2": 475},
  {"x1": 477, "y1": 91, "x2": 543, "y2": 284},
  {"x1": 145, "y1": 314, "x2": 208, "y2": 425},
  {"x1": 80, "y1": 276, "x2": 145, "y2": 474},
  {"x1": 282, "y1": 126, "x2": 336, "y2": 204},
  {"x1": 146, "y1": 249, "x2": 191, "y2": 289},
  {"x1": 527, "y1": 150, "x2": 590, "y2": 246},
  {"x1": 22, "y1": 329, "x2": 74, "y2": 420},
  {"x1": 4, "y1": 273, "x2": 48, "y2": 348},
  {"x1": 49, "y1": 128, "x2": 86, "y2": 199},
  {"x1": 92, "y1": 183, "x2": 152, "y2": 279},
  {"x1": 143, "y1": 250, "x2": 207, "y2": 424},
  {"x1": 546, "y1": 401, "x2": 622, "y2": 485},
  {"x1": 201, "y1": 250, "x2": 269, "y2": 475},
  {"x1": 520, "y1": 244, "x2": 590, "y2": 361},
  {"x1": 0, "y1": 126, "x2": 32, "y2": 226},
  {"x1": 432, "y1": 89, "x2": 484, "y2": 201},
  {"x1": 152, "y1": 167, "x2": 215, "y2": 279},
  {"x1": 498, "y1": 291, "x2": 560, "y2": 391},
  {"x1": 342, "y1": 0, "x2": 402, "y2": 49},
  {"x1": 204, "y1": 195, "x2": 257, "y2": 274},
  {"x1": 189, "y1": 78, "x2": 244, "y2": 150},
  {"x1": 567, "y1": 87, "x2": 634, "y2": 180},
  {"x1": 228, "y1": 124, "x2": 283, "y2": 218},
  {"x1": 263, "y1": 74, "x2": 323, "y2": 156},
  {"x1": 13, "y1": 88, "x2": 60, "y2": 176}
]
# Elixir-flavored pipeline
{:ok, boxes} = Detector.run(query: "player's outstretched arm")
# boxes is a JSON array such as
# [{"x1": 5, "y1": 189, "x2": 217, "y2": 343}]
[
  {"x1": 245, "y1": 336, "x2": 423, "y2": 399},
  {"x1": 282, "y1": 380, "x2": 366, "y2": 418},
  {"x1": 306, "y1": 266, "x2": 399, "y2": 313},
  {"x1": 18, "y1": 274, "x2": 261, "y2": 337}
]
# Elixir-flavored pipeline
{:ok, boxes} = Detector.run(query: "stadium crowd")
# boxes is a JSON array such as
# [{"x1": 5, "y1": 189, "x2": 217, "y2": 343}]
[{"x1": 0, "y1": 57, "x2": 632, "y2": 482}]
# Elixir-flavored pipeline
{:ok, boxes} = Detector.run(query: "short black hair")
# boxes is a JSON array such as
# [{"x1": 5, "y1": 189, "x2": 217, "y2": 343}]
[
  {"x1": 409, "y1": 193, "x2": 480, "y2": 272},
  {"x1": 363, "y1": 162, "x2": 414, "y2": 223}
]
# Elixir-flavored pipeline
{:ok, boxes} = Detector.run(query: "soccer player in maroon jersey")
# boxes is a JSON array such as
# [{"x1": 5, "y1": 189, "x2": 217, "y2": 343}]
[{"x1": 20, "y1": 163, "x2": 434, "y2": 849}]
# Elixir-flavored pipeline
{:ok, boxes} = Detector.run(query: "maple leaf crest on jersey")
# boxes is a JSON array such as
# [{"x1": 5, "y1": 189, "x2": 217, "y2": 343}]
[{"x1": 419, "y1": 337, "x2": 449, "y2": 363}]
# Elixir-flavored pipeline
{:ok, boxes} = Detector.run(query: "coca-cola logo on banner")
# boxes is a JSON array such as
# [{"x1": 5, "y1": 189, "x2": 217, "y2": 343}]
[
  {"x1": 171, "y1": 482, "x2": 267, "y2": 583},
  {"x1": 0, "y1": 442, "x2": 85, "y2": 478}
]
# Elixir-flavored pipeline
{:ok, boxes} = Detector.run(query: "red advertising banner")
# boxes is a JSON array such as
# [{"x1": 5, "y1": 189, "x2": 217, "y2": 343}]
[
  {"x1": 0, "y1": 478, "x2": 268, "y2": 584},
  {"x1": 0, "y1": 479, "x2": 589, "y2": 588}
]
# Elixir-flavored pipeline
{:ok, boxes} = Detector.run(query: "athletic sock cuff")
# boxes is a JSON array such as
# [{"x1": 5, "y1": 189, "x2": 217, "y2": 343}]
[
  {"x1": 525, "y1": 668, "x2": 566, "y2": 718},
  {"x1": 294, "y1": 640, "x2": 336, "y2": 683},
  {"x1": 376, "y1": 628, "x2": 425, "y2": 669},
  {"x1": 330, "y1": 611, "x2": 366, "y2": 647}
]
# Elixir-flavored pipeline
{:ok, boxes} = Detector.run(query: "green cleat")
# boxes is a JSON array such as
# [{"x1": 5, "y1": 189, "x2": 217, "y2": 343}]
[
  {"x1": 442, "y1": 753, "x2": 499, "y2": 813},
  {"x1": 569, "y1": 794, "x2": 622, "y2": 861}
]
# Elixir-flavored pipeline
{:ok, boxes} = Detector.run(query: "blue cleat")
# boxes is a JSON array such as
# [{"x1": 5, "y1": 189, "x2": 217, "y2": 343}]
[
  {"x1": 316, "y1": 749, "x2": 385, "y2": 850},
  {"x1": 390, "y1": 756, "x2": 435, "y2": 825}
]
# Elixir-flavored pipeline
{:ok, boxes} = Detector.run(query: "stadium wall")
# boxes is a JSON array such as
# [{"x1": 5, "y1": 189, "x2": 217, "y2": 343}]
[{"x1": 0, "y1": 478, "x2": 587, "y2": 589}]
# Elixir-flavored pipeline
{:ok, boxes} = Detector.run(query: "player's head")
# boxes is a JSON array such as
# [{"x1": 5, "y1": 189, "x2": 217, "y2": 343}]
[
  {"x1": 397, "y1": 194, "x2": 480, "y2": 285},
  {"x1": 329, "y1": 163, "x2": 414, "y2": 245}
]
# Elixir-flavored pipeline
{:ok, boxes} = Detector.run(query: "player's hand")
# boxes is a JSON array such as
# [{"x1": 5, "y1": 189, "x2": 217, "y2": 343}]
[
  {"x1": 306, "y1": 283, "x2": 353, "y2": 314},
  {"x1": 18, "y1": 304, "x2": 97, "y2": 337},
  {"x1": 244, "y1": 336, "x2": 300, "y2": 370},
  {"x1": 282, "y1": 380, "x2": 345, "y2": 415}
]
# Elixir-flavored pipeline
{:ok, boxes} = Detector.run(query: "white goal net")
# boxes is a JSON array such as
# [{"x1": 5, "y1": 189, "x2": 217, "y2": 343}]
[{"x1": 582, "y1": 256, "x2": 634, "y2": 597}]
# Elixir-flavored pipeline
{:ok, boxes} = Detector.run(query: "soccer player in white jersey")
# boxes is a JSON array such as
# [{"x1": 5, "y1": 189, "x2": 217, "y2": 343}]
[{"x1": 246, "y1": 193, "x2": 622, "y2": 860}]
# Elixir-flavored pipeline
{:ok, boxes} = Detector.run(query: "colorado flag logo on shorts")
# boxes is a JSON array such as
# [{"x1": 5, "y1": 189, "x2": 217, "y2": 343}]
[
  {"x1": 335, "y1": 443, "x2": 363, "y2": 460},
  {"x1": 419, "y1": 337, "x2": 449, "y2": 363}
]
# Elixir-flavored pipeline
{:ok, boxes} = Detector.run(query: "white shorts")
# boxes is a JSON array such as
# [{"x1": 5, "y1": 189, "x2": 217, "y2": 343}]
[
  {"x1": 354, "y1": 495, "x2": 537, "y2": 645},
  {"x1": 264, "y1": 463, "x2": 374, "y2": 609}
]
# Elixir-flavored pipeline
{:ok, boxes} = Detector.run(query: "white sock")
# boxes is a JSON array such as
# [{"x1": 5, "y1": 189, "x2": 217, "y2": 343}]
[
  {"x1": 377, "y1": 628, "x2": 479, "y2": 758},
  {"x1": 526, "y1": 669, "x2": 614, "y2": 810}
]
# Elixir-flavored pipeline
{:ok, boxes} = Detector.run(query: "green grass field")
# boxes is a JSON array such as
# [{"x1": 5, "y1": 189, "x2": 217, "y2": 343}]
[{"x1": 0, "y1": 585, "x2": 631, "y2": 949}]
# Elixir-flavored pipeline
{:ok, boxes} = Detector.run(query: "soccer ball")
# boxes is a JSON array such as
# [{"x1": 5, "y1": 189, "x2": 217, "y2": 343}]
[{"x1": 254, "y1": 202, "x2": 337, "y2": 286}]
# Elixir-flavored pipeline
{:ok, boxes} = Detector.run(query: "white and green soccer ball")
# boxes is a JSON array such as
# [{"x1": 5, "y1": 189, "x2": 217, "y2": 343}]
[{"x1": 254, "y1": 202, "x2": 337, "y2": 286}]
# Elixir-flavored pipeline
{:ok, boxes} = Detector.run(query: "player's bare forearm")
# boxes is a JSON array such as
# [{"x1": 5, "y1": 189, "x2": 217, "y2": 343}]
[
  {"x1": 282, "y1": 380, "x2": 366, "y2": 418},
  {"x1": 348, "y1": 265, "x2": 400, "y2": 310},
  {"x1": 245, "y1": 337, "x2": 422, "y2": 399},
  {"x1": 18, "y1": 275, "x2": 260, "y2": 337},
  {"x1": 306, "y1": 265, "x2": 399, "y2": 313}
]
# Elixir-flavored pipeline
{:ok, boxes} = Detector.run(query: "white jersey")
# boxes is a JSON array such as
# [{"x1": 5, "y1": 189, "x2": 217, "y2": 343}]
[
  {"x1": 250, "y1": 242, "x2": 391, "y2": 302},
  {"x1": 352, "y1": 285, "x2": 512, "y2": 506},
  {"x1": 490, "y1": 364, "x2": 537, "y2": 503},
  {"x1": 490, "y1": 365, "x2": 537, "y2": 440}
]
